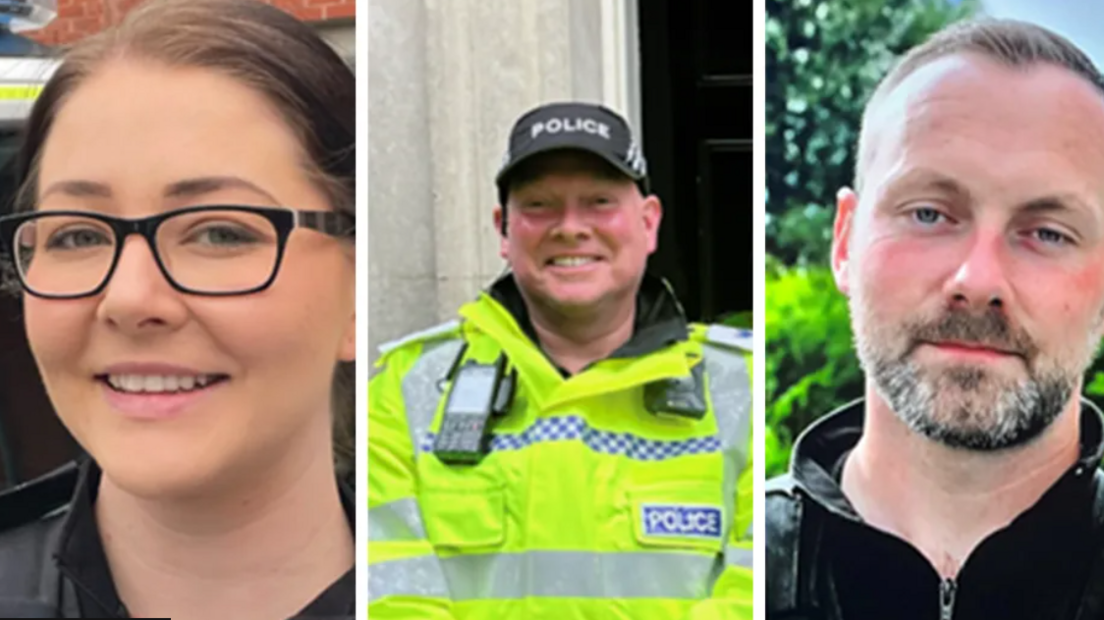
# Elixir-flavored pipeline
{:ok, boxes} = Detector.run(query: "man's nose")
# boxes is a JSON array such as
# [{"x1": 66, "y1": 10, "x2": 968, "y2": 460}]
[
  {"x1": 945, "y1": 229, "x2": 1011, "y2": 312},
  {"x1": 551, "y1": 203, "x2": 590, "y2": 238}
]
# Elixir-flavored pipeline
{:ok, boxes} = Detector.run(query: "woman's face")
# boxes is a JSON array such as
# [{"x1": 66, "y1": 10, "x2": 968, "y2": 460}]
[{"x1": 25, "y1": 58, "x2": 355, "y2": 498}]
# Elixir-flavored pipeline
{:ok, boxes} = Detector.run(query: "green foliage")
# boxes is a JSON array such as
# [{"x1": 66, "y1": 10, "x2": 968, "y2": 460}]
[
  {"x1": 1082, "y1": 355, "x2": 1104, "y2": 409},
  {"x1": 766, "y1": 261, "x2": 863, "y2": 477},
  {"x1": 721, "y1": 311, "x2": 753, "y2": 329},
  {"x1": 766, "y1": 0, "x2": 978, "y2": 475},
  {"x1": 766, "y1": 0, "x2": 977, "y2": 267},
  {"x1": 1087, "y1": 373, "x2": 1104, "y2": 397}
]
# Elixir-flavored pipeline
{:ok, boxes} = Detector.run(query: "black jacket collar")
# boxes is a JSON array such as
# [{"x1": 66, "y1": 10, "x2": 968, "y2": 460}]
[
  {"x1": 789, "y1": 398, "x2": 1104, "y2": 520},
  {"x1": 54, "y1": 458, "x2": 355, "y2": 618},
  {"x1": 487, "y1": 271, "x2": 689, "y2": 362},
  {"x1": 786, "y1": 398, "x2": 1104, "y2": 620}
]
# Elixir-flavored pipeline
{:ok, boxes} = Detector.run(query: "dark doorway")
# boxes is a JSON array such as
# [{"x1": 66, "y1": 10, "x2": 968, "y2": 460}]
[{"x1": 639, "y1": 0, "x2": 752, "y2": 323}]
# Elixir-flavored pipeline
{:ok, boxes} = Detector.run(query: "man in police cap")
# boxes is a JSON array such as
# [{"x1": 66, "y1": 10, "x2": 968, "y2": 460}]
[
  {"x1": 368, "y1": 101, "x2": 753, "y2": 619},
  {"x1": 767, "y1": 19, "x2": 1104, "y2": 620}
]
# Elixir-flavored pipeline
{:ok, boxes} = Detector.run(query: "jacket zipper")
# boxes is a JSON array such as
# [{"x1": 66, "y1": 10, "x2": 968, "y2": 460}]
[{"x1": 940, "y1": 578, "x2": 957, "y2": 620}]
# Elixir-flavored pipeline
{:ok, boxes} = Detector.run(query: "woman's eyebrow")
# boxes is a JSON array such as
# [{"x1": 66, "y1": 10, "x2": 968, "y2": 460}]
[
  {"x1": 38, "y1": 176, "x2": 281, "y2": 206},
  {"x1": 163, "y1": 176, "x2": 280, "y2": 204},
  {"x1": 40, "y1": 179, "x2": 112, "y2": 201}
]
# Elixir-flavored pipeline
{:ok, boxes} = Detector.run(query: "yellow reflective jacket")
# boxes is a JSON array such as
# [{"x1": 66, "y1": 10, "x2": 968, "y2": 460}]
[{"x1": 369, "y1": 275, "x2": 753, "y2": 619}]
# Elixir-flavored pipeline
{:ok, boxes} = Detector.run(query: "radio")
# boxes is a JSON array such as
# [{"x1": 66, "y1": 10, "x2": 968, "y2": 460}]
[{"x1": 433, "y1": 354, "x2": 515, "y2": 465}]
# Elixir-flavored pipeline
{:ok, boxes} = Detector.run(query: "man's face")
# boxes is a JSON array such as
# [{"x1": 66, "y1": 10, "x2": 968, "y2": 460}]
[
  {"x1": 496, "y1": 151, "x2": 661, "y2": 320},
  {"x1": 833, "y1": 54, "x2": 1104, "y2": 450}
]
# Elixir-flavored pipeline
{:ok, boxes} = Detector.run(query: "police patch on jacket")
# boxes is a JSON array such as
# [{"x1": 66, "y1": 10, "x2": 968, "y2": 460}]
[{"x1": 641, "y1": 504, "x2": 723, "y2": 539}]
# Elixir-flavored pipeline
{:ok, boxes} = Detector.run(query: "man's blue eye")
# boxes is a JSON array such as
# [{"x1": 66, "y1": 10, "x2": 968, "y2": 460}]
[
  {"x1": 913, "y1": 208, "x2": 943, "y2": 225},
  {"x1": 1035, "y1": 228, "x2": 1070, "y2": 246}
]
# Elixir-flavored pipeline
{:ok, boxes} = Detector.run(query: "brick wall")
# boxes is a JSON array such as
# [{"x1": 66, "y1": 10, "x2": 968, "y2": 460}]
[{"x1": 25, "y1": 0, "x2": 356, "y2": 46}]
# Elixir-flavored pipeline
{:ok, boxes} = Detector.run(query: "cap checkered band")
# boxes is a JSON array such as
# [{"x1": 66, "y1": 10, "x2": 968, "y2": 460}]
[{"x1": 419, "y1": 415, "x2": 720, "y2": 462}]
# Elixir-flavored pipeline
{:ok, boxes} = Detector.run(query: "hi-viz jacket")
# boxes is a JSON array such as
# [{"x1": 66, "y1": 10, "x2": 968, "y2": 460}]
[
  {"x1": 368, "y1": 274, "x2": 754, "y2": 619},
  {"x1": 766, "y1": 399, "x2": 1104, "y2": 620}
]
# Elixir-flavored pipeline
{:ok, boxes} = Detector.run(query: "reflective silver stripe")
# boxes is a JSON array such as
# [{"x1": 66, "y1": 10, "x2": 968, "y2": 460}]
[
  {"x1": 705, "y1": 324, "x2": 752, "y2": 351},
  {"x1": 702, "y1": 344, "x2": 752, "y2": 556},
  {"x1": 379, "y1": 319, "x2": 461, "y2": 356},
  {"x1": 369, "y1": 497, "x2": 427, "y2": 542},
  {"x1": 702, "y1": 344, "x2": 752, "y2": 467},
  {"x1": 369, "y1": 554, "x2": 451, "y2": 602},
  {"x1": 725, "y1": 545, "x2": 753, "y2": 569},
  {"x1": 400, "y1": 338, "x2": 465, "y2": 453},
  {"x1": 440, "y1": 550, "x2": 716, "y2": 600}
]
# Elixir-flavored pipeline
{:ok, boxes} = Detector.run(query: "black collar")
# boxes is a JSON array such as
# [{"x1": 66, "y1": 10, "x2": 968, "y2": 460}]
[
  {"x1": 487, "y1": 272, "x2": 689, "y2": 365},
  {"x1": 54, "y1": 458, "x2": 355, "y2": 618},
  {"x1": 789, "y1": 398, "x2": 1104, "y2": 520},
  {"x1": 790, "y1": 398, "x2": 1104, "y2": 619}
]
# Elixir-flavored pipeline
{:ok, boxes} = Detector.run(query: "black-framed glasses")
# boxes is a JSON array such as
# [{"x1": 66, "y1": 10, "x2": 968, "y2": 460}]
[{"x1": 0, "y1": 205, "x2": 354, "y2": 299}]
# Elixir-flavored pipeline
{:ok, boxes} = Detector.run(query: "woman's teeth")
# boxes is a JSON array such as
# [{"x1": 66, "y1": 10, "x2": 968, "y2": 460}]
[{"x1": 105, "y1": 374, "x2": 219, "y2": 394}]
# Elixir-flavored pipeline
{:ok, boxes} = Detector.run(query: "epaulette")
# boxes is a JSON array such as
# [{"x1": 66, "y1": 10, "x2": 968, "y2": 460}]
[
  {"x1": 764, "y1": 473, "x2": 798, "y2": 497},
  {"x1": 704, "y1": 324, "x2": 753, "y2": 352},
  {"x1": 0, "y1": 461, "x2": 78, "y2": 532},
  {"x1": 377, "y1": 319, "x2": 462, "y2": 358}
]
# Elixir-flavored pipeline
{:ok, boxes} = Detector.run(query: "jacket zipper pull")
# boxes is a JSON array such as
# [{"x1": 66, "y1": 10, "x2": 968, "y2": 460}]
[{"x1": 940, "y1": 578, "x2": 957, "y2": 620}]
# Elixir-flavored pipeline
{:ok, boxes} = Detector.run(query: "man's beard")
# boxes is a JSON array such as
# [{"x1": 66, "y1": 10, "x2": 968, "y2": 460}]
[{"x1": 853, "y1": 300, "x2": 1089, "y2": 451}]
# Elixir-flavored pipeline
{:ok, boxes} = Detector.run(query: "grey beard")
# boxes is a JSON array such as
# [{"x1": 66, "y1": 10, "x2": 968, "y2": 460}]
[{"x1": 868, "y1": 355, "x2": 1074, "y2": 451}]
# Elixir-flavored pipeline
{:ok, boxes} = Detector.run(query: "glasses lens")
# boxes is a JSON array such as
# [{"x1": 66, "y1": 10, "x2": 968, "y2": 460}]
[
  {"x1": 157, "y1": 208, "x2": 280, "y2": 294},
  {"x1": 14, "y1": 215, "x2": 115, "y2": 296}
]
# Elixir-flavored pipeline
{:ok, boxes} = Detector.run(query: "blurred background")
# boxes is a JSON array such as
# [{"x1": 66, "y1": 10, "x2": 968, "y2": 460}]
[
  {"x1": 0, "y1": 0, "x2": 355, "y2": 490},
  {"x1": 368, "y1": 0, "x2": 753, "y2": 364},
  {"x1": 766, "y1": 0, "x2": 1104, "y2": 477}
]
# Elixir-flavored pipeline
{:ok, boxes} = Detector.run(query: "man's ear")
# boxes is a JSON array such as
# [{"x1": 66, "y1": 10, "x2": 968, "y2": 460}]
[
  {"x1": 832, "y1": 188, "x2": 859, "y2": 296},
  {"x1": 494, "y1": 205, "x2": 508, "y2": 258},
  {"x1": 643, "y1": 194, "x2": 663, "y2": 254}
]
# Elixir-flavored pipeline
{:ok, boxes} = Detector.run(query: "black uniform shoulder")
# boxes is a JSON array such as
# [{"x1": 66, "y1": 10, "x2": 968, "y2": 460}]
[
  {"x1": 765, "y1": 474, "x2": 801, "y2": 543},
  {"x1": 1093, "y1": 468, "x2": 1104, "y2": 525},
  {"x1": 765, "y1": 472, "x2": 798, "y2": 497},
  {"x1": 0, "y1": 462, "x2": 77, "y2": 604},
  {"x1": 766, "y1": 473, "x2": 806, "y2": 614},
  {"x1": 0, "y1": 461, "x2": 78, "y2": 533}
]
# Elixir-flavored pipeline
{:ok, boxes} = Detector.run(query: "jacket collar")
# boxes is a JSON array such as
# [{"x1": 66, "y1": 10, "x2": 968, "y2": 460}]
[{"x1": 789, "y1": 397, "x2": 1104, "y2": 520}]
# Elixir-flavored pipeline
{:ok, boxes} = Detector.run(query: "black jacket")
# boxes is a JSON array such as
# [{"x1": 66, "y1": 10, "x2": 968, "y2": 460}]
[
  {"x1": 766, "y1": 399, "x2": 1104, "y2": 620},
  {"x1": 0, "y1": 457, "x2": 355, "y2": 618}
]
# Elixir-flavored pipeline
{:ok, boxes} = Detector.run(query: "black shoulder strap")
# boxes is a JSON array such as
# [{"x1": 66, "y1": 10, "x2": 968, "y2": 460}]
[
  {"x1": 1091, "y1": 469, "x2": 1104, "y2": 525},
  {"x1": 0, "y1": 462, "x2": 78, "y2": 531},
  {"x1": 0, "y1": 462, "x2": 82, "y2": 618},
  {"x1": 1073, "y1": 470, "x2": 1104, "y2": 620},
  {"x1": 766, "y1": 475, "x2": 828, "y2": 618},
  {"x1": 766, "y1": 476, "x2": 802, "y2": 612}
]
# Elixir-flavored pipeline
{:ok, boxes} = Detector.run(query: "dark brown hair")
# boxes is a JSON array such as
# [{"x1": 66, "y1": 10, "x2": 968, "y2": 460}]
[
  {"x1": 856, "y1": 19, "x2": 1104, "y2": 191},
  {"x1": 10, "y1": 0, "x2": 356, "y2": 476}
]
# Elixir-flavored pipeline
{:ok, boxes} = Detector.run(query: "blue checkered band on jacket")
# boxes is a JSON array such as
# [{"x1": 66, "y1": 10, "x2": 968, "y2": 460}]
[{"x1": 420, "y1": 415, "x2": 721, "y2": 461}]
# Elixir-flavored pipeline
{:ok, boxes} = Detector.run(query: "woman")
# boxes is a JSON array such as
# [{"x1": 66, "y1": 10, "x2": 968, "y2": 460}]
[{"x1": 0, "y1": 1, "x2": 355, "y2": 618}]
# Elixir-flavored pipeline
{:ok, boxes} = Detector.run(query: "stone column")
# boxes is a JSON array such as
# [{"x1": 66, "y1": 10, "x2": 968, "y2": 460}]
[{"x1": 368, "y1": 0, "x2": 637, "y2": 360}]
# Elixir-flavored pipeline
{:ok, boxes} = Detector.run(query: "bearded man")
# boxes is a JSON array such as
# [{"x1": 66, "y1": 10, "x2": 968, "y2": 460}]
[{"x1": 767, "y1": 19, "x2": 1104, "y2": 620}]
